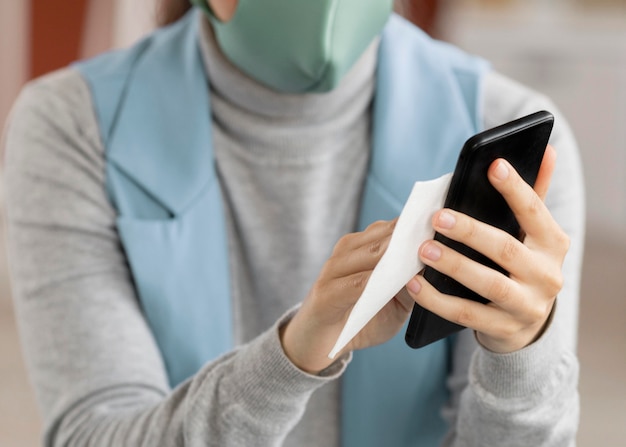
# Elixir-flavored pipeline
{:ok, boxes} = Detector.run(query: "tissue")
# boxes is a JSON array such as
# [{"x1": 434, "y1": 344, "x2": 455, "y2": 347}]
[{"x1": 328, "y1": 173, "x2": 452, "y2": 359}]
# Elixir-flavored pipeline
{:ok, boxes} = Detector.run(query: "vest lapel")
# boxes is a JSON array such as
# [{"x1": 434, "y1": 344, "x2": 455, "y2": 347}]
[
  {"x1": 107, "y1": 13, "x2": 214, "y2": 216},
  {"x1": 76, "y1": 11, "x2": 234, "y2": 386}
]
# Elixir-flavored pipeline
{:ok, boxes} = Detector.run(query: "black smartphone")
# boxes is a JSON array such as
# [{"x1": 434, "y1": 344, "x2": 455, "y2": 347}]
[{"x1": 405, "y1": 110, "x2": 554, "y2": 349}]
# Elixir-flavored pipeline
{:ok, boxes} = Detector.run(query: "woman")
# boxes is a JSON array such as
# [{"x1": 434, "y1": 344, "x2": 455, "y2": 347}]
[{"x1": 3, "y1": 0, "x2": 584, "y2": 445}]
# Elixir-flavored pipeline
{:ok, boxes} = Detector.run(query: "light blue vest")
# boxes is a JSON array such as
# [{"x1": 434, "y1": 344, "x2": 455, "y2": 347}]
[{"x1": 75, "y1": 10, "x2": 487, "y2": 447}]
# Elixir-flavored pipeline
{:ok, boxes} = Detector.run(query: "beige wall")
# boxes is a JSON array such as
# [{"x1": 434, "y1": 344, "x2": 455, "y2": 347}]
[
  {"x1": 0, "y1": 1, "x2": 29, "y2": 134},
  {"x1": 0, "y1": 0, "x2": 158, "y2": 131}
]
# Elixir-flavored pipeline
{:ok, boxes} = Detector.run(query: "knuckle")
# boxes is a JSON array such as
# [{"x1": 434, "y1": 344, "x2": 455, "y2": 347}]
[
  {"x1": 556, "y1": 230, "x2": 571, "y2": 254},
  {"x1": 333, "y1": 234, "x2": 353, "y2": 253},
  {"x1": 545, "y1": 270, "x2": 564, "y2": 297},
  {"x1": 462, "y1": 219, "x2": 478, "y2": 240},
  {"x1": 536, "y1": 262, "x2": 564, "y2": 296},
  {"x1": 366, "y1": 220, "x2": 388, "y2": 232},
  {"x1": 448, "y1": 257, "x2": 462, "y2": 277},
  {"x1": 350, "y1": 272, "x2": 369, "y2": 290},
  {"x1": 367, "y1": 239, "x2": 383, "y2": 256},
  {"x1": 487, "y1": 278, "x2": 511, "y2": 302},
  {"x1": 500, "y1": 238, "x2": 520, "y2": 263},
  {"x1": 526, "y1": 193, "x2": 543, "y2": 217},
  {"x1": 455, "y1": 305, "x2": 475, "y2": 328},
  {"x1": 519, "y1": 298, "x2": 548, "y2": 326}
]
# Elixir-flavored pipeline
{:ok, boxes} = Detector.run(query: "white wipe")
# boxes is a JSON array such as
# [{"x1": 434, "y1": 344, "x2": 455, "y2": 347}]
[{"x1": 328, "y1": 173, "x2": 452, "y2": 359}]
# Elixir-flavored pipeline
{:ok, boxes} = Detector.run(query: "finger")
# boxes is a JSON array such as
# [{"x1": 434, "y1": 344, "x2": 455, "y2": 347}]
[
  {"x1": 418, "y1": 240, "x2": 525, "y2": 313},
  {"x1": 406, "y1": 275, "x2": 515, "y2": 337},
  {"x1": 326, "y1": 233, "x2": 392, "y2": 278},
  {"x1": 394, "y1": 287, "x2": 416, "y2": 314},
  {"x1": 430, "y1": 209, "x2": 566, "y2": 299},
  {"x1": 431, "y1": 209, "x2": 533, "y2": 279},
  {"x1": 331, "y1": 219, "x2": 397, "y2": 255},
  {"x1": 407, "y1": 275, "x2": 554, "y2": 353},
  {"x1": 488, "y1": 158, "x2": 560, "y2": 244},
  {"x1": 533, "y1": 145, "x2": 557, "y2": 202}
]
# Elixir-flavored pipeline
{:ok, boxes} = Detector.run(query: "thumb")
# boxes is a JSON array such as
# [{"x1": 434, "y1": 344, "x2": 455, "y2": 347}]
[{"x1": 533, "y1": 145, "x2": 557, "y2": 202}]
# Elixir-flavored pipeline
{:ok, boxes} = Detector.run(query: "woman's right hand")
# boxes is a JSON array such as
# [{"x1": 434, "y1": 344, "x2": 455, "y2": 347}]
[{"x1": 280, "y1": 219, "x2": 414, "y2": 374}]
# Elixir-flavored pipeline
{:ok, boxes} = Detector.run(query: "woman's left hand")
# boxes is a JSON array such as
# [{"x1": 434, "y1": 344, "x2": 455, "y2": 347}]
[{"x1": 406, "y1": 145, "x2": 570, "y2": 353}]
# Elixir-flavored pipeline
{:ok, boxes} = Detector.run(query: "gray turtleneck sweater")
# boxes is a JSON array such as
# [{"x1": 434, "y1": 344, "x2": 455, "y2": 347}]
[{"x1": 2, "y1": 13, "x2": 583, "y2": 447}]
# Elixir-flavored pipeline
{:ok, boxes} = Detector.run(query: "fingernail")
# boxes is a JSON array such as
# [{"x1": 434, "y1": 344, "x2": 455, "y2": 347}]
[
  {"x1": 407, "y1": 278, "x2": 421, "y2": 294},
  {"x1": 437, "y1": 211, "x2": 456, "y2": 229},
  {"x1": 422, "y1": 243, "x2": 442, "y2": 261},
  {"x1": 493, "y1": 160, "x2": 509, "y2": 181}
]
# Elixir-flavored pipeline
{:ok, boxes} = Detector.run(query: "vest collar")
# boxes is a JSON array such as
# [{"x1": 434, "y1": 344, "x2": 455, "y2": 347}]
[
  {"x1": 106, "y1": 13, "x2": 214, "y2": 215},
  {"x1": 106, "y1": 11, "x2": 483, "y2": 218}
]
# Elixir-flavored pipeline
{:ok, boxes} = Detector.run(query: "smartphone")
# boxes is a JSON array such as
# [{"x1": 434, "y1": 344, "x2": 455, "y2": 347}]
[{"x1": 404, "y1": 110, "x2": 554, "y2": 349}]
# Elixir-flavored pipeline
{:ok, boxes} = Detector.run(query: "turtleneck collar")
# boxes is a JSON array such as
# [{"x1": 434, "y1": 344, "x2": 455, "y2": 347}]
[{"x1": 197, "y1": 14, "x2": 379, "y2": 124}]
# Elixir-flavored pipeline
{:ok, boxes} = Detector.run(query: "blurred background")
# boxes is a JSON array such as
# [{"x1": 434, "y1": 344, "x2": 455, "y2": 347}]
[{"x1": 1, "y1": 0, "x2": 624, "y2": 445}]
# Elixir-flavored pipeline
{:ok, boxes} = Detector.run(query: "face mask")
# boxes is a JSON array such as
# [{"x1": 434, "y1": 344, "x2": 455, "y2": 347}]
[{"x1": 191, "y1": 0, "x2": 393, "y2": 93}]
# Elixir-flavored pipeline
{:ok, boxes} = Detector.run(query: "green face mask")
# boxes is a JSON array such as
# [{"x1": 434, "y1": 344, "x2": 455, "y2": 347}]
[{"x1": 191, "y1": 0, "x2": 393, "y2": 93}]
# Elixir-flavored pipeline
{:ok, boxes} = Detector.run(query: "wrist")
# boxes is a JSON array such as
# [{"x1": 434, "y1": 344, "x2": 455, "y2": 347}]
[
  {"x1": 471, "y1": 308, "x2": 575, "y2": 400},
  {"x1": 477, "y1": 299, "x2": 557, "y2": 353},
  {"x1": 280, "y1": 311, "x2": 338, "y2": 375}
]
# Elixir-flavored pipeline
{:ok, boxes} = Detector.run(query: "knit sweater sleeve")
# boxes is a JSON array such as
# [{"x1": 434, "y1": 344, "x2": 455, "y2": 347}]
[
  {"x1": 441, "y1": 70, "x2": 584, "y2": 447},
  {"x1": 2, "y1": 68, "x2": 346, "y2": 447}
]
